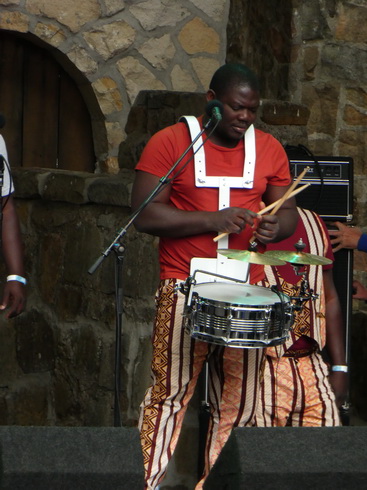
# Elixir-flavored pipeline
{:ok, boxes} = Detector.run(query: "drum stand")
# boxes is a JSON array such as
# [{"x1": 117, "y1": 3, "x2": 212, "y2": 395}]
[
  {"x1": 197, "y1": 361, "x2": 210, "y2": 479},
  {"x1": 285, "y1": 238, "x2": 320, "y2": 308},
  {"x1": 289, "y1": 265, "x2": 318, "y2": 309}
]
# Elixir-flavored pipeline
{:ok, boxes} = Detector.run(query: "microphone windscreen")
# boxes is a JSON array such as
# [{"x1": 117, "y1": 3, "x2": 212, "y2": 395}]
[{"x1": 205, "y1": 100, "x2": 224, "y2": 118}]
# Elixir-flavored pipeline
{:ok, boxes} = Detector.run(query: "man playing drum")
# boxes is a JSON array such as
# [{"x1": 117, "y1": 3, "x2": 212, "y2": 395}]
[{"x1": 131, "y1": 63, "x2": 298, "y2": 489}]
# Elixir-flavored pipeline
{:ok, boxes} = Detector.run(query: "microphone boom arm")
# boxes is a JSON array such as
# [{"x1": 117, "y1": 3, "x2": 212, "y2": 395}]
[{"x1": 88, "y1": 116, "x2": 218, "y2": 274}]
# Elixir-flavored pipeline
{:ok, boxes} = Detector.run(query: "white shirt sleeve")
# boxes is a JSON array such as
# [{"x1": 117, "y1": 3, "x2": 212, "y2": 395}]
[{"x1": 0, "y1": 134, "x2": 15, "y2": 197}]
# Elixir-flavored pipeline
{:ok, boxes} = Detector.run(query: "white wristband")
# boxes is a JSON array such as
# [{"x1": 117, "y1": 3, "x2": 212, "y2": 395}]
[
  {"x1": 7, "y1": 275, "x2": 27, "y2": 285},
  {"x1": 331, "y1": 365, "x2": 348, "y2": 373}
]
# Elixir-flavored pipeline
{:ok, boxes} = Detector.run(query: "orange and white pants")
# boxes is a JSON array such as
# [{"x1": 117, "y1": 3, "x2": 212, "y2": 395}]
[
  {"x1": 139, "y1": 279, "x2": 264, "y2": 489},
  {"x1": 254, "y1": 352, "x2": 341, "y2": 427}
]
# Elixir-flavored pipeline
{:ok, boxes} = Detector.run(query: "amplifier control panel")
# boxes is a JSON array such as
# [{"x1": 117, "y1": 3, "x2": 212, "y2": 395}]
[
  {"x1": 288, "y1": 156, "x2": 353, "y2": 221},
  {"x1": 290, "y1": 158, "x2": 352, "y2": 181}
]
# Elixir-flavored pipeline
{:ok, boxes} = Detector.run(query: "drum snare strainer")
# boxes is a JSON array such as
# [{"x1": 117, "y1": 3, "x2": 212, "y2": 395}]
[{"x1": 183, "y1": 281, "x2": 294, "y2": 349}]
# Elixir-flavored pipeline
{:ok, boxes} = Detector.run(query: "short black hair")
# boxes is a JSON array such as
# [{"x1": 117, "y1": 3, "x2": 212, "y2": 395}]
[{"x1": 209, "y1": 63, "x2": 260, "y2": 97}]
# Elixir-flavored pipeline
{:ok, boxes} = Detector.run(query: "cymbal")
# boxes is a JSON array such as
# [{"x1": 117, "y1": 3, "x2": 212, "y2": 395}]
[
  {"x1": 264, "y1": 250, "x2": 333, "y2": 266},
  {"x1": 217, "y1": 249, "x2": 287, "y2": 266}
]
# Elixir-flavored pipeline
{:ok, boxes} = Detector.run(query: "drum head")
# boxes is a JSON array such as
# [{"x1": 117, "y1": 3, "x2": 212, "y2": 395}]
[{"x1": 191, "y1": 282, "x2": 286, "y2": 306}]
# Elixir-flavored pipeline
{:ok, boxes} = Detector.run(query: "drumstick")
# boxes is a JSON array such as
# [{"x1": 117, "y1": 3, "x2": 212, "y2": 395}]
[
  {"x1": 258, "y1": 182, "x2": 310, "y2": 216},
  {"x1": 213, "y1": 182, "x2": 310, "y2": 243},
  {"x1": 269, "y1": 166, "x2": 310, "y2": 215}
]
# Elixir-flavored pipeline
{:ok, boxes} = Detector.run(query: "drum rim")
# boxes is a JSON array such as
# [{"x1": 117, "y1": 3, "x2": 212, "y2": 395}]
[{"x1": 190, "y1": 281, "x2": 290, "y2": 305}]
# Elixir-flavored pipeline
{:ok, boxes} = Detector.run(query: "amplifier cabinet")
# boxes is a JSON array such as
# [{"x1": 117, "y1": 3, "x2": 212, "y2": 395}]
[
  {"x1": 289, "y1": 156, "x2": 353, "y2": 222},
  {"x1": 288, "y1": 155, "x2": 354, "y2": 421}
]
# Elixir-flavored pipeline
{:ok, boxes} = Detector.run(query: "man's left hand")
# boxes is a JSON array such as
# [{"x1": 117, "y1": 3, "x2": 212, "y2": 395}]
[{"x1": 0, "y1": 282, "x2": 26, "y2": 318}]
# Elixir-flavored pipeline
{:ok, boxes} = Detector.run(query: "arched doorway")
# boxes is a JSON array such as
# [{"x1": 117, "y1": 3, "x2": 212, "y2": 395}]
[{"x1": 0, "y1": 30, "x2": 96, "y2": 172}]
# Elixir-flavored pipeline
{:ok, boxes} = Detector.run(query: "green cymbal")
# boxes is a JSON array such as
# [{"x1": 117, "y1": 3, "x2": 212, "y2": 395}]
[{"x1": 217, "y1": 249, "x2": 287, "y2": 266}]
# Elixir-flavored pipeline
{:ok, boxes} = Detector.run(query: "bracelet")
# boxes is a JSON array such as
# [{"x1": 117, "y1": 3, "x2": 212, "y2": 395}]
[
  {"x1": 331, "y1": 365, "x2": 348, "y2": 373},
  {"x1": 6, "y1": 275, "x2": 27, "y2": 285}
]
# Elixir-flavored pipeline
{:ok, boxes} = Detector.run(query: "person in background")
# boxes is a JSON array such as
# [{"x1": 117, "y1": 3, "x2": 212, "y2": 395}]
[
  {"x1": 329, "y1": 221, "x2": 367, "y2": 302},
  {"x1": 0, "y1": 134, "x2": 26, "y2": 318},
  {"x1": 254, "y1": 207, "x2": 348, "y2": 427},
  {"x1": 131, "y1": 63, "x2": 298, "y2": 489}
]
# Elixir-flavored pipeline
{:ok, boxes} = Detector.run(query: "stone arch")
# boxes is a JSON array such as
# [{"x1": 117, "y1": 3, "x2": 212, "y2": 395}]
[
  {"x1": 0, "y1": 26, "x2": 112, "y2": 172},
  {"x1": 0, "y1": 29, "x2": 109, "y2": 171}
]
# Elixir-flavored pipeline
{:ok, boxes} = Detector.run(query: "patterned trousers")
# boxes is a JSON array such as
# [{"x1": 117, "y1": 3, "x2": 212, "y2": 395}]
[
  {"x1": 139, "y1": 279, "x2": 264, "y2": 489},
  {"x1": 254, "y1": 351, "x2": 341, "y2": 427}
]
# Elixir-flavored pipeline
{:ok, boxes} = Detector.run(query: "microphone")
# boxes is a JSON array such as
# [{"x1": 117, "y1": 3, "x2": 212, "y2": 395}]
[{"x1": 205, "y1": 100, "x2": 223, "y2": 122}]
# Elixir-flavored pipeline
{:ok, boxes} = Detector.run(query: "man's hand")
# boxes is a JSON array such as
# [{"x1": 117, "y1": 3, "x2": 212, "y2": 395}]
[
  {"x1": 251, "y1": 201, "x2": 279, "y2": 244},
  {"x1": 329, "y1": 221, "x2": 362, "y2": 252},
  {"x1": 0, "y1": 281, "x2": 26, "y2": 318},
  {"x1": 252, "y1": 213, "x2": 279, "y2": 244},
  {"x1": 216, "y1": 207, "x2": 259, "y2": 235}
]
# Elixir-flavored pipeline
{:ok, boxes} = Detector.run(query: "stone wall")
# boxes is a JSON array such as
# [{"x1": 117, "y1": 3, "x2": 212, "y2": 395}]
[
  {"x1": 227, "y1": 0, "x2": 294, "y2": 100},
  {"x1": 291, "y1": 1, "x2": 367, "y2": 223},
  {"x1": 0, "y1": 0, "x2": 366, "y2": 486},
  {"x1": 0, "y1": 0, "x2": 229, "y2": 172},
  {"x1": 1, "y1": 166, "x2": 159, "y2": 427},
  {"x1": 227, "y1": 1, "x2": 367, "y2": 225}
]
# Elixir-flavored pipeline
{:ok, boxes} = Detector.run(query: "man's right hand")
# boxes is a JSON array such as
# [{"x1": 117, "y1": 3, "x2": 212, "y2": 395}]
[{"x1": 215, "y1": 207, "x2": 259, "y2": 235}]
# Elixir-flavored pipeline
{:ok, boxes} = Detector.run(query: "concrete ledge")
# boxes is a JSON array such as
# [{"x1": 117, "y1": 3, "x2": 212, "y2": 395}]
[{"x1": 12, "y1": 168, "x2": 134, "y2": 206}]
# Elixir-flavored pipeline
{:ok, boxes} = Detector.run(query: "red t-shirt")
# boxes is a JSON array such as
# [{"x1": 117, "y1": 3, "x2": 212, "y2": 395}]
[{"x1": 136, "y1": 119, "x2": 291, "y2": 282}]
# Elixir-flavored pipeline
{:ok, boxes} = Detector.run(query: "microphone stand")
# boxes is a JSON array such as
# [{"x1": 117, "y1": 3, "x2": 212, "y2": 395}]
[
  {"x1": 88, "y1": 115, "x2": 219, "y2": 426},
  {"x1": 0, "y1": 155, "x2": 5, "y2": 251}
]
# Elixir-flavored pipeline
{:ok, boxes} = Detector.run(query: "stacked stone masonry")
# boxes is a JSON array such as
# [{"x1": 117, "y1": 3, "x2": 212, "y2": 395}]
[
  {"x1": 0, "y1": 3, "x2": 366, "y2": 487},
  {"x1": 0, "y1": 0, "x2": 228, "y2": 171}
]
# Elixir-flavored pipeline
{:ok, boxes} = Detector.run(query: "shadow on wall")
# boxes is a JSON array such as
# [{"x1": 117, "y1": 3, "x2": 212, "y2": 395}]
[
  {"x1": 118, "y1": 91, "x2": 207, "y2": 170},
  {"x1": 226, "y1": 0, "x2": 293, "y2": 100}
]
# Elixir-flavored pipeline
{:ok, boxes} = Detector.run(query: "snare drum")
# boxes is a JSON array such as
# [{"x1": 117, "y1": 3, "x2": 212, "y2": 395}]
[{"x1": 183, "y1": 282, "x2": 294, "y2": 348}]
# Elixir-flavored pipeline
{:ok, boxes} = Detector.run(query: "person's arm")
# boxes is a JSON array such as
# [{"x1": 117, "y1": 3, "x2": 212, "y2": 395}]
[
  {"x1": 131, "y1": 170, "x2": 260, "y2": 238},
  {"x1": 323, "y1": 269, "x2": 348, "y2": 408},
  {"x1": 352, "y1": 280, "x2": 367, "y2": 301},
  {"x1": 328, "y1": 221, "x2": 363, "y2": 252},
  {"x1": 356, "y1": 233, "x2": 367, "y2": 253},
  {"x1": 0, "y1": 195, "x2": 26, "y2": 318}
]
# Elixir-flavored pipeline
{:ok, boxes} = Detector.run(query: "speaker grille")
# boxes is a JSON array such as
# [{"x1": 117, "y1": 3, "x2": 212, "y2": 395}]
[{"x1": 289, "y1": 156, "x2": 353, "y2": 221}]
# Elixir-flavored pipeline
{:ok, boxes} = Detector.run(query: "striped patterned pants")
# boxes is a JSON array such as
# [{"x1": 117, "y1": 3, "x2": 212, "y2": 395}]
[
  {"x1": 139, "y1": 279, "x2": 264, "y2": 489},
  {"x1": 254, "y1": 352, "x2": 341, "y2": 427}
]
